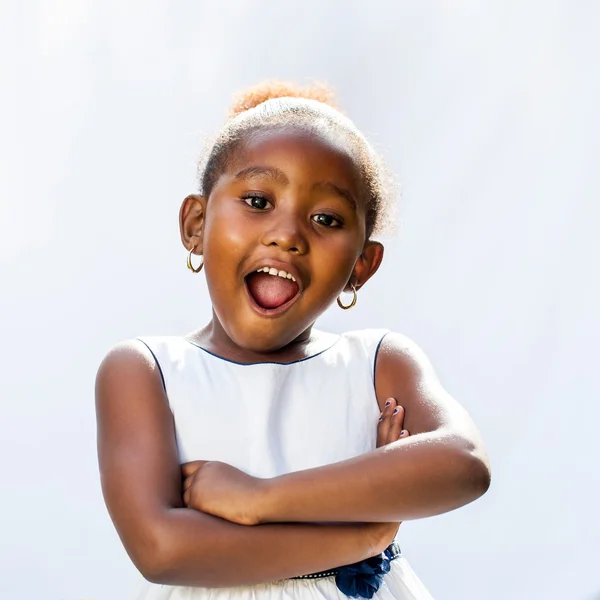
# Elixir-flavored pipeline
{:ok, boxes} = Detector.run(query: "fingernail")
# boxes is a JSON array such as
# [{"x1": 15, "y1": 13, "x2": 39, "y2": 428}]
[
  {"x1": 392, "y1": 407, "x2": 399, "y2": 415},
  {"x1": 378, "y1": 414, "x2": 384, "y2": 421},
  {"x1": 400, "y1": 430, "x2": 407, "y2": 436},
  {"x1": 385, "y1": 400, "x2": 392, "y2": 407}
]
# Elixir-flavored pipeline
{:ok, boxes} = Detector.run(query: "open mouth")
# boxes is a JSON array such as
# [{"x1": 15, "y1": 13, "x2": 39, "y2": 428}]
[{"x1": 244, "y1": 267, "x2": 301, "y2": 314}]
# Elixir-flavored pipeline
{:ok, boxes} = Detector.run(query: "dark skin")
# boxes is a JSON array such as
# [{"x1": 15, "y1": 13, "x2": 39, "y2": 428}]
[
  {"x1": 95, "y1": 127, "x2": 491, "y2": 586},
  {"x1": 180, "y1": 127, "x2": 383, "y2": 361}
]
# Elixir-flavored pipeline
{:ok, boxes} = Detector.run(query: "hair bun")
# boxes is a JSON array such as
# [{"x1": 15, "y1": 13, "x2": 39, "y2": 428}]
[{"x1": 228, "y1": 80, "x2": 338, "y2": 118}]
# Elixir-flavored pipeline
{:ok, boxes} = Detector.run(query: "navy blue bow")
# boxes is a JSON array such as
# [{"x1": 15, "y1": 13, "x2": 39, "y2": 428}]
[{"x1": 335, "y1": 552, "x2": 392, "y2": 599}]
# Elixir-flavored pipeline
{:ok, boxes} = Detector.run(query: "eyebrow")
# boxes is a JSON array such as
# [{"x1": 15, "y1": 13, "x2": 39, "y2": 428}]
[
  {"x1": 232, "y1": 165, "x2": 357, "y2": 211},
  {"x1": 233, "y1": 166, "x2": 289, "y2": 185},
  {"x1": 312, "y1": 181, "x2": 357, "y2": 211}
]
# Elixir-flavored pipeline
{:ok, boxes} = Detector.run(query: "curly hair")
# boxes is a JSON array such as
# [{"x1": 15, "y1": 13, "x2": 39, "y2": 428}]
[{"x1": 197, "y1": 81, "x2": 396, "y2": 239}]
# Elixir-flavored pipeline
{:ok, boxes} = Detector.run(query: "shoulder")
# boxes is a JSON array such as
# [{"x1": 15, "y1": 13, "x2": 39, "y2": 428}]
[
  {"x1": 375, "y1": 332, "x2": 438, "y2": 389},
  {"x1": 95, "y1": 335, "x2": 187, "y2": 383},
  {"x1": 96, "y1": 339, "x2": 157, "y2": 378},
  {"x1": 95, "y1": 339, "x2": 165, "y2": 405}
]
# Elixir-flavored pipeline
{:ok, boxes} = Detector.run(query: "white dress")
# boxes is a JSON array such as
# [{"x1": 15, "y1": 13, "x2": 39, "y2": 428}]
[{"x1": 131, "y1": 329, "x2": 434, "y2": 600}]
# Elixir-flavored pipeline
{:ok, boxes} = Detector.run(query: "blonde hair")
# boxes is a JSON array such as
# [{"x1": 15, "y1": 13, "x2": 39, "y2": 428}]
[{"x1": 197, "y1": 81, "x2": 396, "y2": 238}]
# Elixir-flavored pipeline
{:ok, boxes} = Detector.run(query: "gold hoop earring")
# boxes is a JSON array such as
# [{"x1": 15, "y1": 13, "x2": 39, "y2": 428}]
[
  {"x1": 186, "y1": 245, "x2": 204, "y2": 273},
  {"x1": 337, "y1": 283, "x2": 357, "y2": 310}
]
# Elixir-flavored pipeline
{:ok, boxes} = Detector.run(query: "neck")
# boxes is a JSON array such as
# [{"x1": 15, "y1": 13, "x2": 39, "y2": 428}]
[{"x1": 190, "y1": 310, "x2": 328, "y2": 364}]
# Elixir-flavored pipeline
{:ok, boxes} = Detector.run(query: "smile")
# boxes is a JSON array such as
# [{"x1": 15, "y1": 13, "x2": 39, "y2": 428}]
[{"x1": 244, "y1": 263, "x2": 303, "y2": 316}]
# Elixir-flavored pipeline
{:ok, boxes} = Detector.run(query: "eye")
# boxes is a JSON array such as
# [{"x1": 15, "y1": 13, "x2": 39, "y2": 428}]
[
  {"x1": 242, "y1": 194, "x2": 271, "y2": 210},
  {"x1": 312, "y1": 213, "x2": 342, "y2": 228}
]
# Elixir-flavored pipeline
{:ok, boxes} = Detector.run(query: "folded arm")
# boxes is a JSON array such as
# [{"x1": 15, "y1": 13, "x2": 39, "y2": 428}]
[
  {"x1": 257, "y1": 332, "x2": 491, "y2": 524},
  {"x1": 95, "y1": 341, "x2": 391, "y2": 587}
]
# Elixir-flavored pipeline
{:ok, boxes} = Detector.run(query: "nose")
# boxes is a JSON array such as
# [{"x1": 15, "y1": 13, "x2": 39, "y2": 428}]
[{"x1": 259, "y1": 213, "x2": 308, "y2": 255}]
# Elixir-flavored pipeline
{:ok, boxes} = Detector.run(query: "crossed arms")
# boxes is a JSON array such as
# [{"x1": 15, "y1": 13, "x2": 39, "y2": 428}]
[{"x1": 95, "y1": 332, "x2": 490, "y2": 587}]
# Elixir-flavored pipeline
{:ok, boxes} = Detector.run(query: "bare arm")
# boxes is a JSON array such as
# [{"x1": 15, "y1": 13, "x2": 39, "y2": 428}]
[
  {"x1": 95, "y1": 341, "x2": 390, "y2": 587},
  {"x1": 255, "y1": 332, "x2": 491, "y2": 523}
]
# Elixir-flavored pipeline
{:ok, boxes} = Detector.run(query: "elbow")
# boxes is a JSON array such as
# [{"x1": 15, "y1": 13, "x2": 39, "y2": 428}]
[
  {"x1": 127, "y1": 524, "x2": 179, "y2": 585},
  {"x1": 137, "y1": 537, "x2": 193, "y2": 586},
  {"x1": 457, "y1": 445, "x2": 491, "y2": 501},
  {"x1": 138, "y1": 557, "x2": 169, "y2": 586},
  {"x1": 467, "y1": 454, "x2": 491, "y2": 499},
  {"x1": 132, "y1": 539, "x2": 171, "y2": 584},
  {"x1": 132, "y1": 521, "x2": 214, "y2": 587}
]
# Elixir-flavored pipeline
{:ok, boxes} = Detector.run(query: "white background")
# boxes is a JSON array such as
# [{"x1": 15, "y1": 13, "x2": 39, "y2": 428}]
[{"x1": 1, "y1": 2, "x2": 598, "y2": 599}]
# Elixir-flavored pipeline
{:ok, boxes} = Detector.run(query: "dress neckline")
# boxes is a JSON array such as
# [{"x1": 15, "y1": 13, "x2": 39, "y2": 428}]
[{"x1": 183, "y1": 333, "x2": 342, "y2": 367}]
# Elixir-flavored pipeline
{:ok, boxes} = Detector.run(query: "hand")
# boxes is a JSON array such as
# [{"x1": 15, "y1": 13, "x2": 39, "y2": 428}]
[
  {"x1": 180, "y1": 398, "x2": 410, "y2": 528},
  {"x1": 377, "y1": 397, "x2": 409, "y2": 448},
  {"x1": 181, "y1": 460, "x2": 266, "y2": 526},
  {"x1": 372, "y1": 397, "x2": 410, "y2": 551}
]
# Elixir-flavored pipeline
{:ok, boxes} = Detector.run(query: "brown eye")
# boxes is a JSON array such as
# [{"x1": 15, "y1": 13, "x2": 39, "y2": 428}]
[
  {"x1": 243, "y1": 195, "x2": 271, "y2": 210},
  {"x1": 312, "y1": 213, "x2": 341, "y2": 227}
]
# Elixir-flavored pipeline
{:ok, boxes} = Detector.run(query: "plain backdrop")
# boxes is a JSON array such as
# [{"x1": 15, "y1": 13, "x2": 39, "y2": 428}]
[{"x1": 1, "y1": 2, "x2": 598, "y2": 599}]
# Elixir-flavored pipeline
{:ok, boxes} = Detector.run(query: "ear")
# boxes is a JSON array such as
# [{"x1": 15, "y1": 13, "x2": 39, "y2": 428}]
[
  {"x1": 347, "y1": 240, "x2": 384, "y2": 291},
  {"x1": 179, "y1": 194, "x2": 207, "y2": 254}
]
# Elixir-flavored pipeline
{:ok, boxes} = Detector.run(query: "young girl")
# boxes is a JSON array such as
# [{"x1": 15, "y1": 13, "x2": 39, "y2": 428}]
[{"x1": 95, "y1": 81, "x2": 491, "y2": 600}]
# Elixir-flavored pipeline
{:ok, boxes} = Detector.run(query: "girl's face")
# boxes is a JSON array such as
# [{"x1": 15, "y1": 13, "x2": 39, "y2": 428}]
[{"x1": 181, "y1": 127, "x2": 383, "y2": 353}]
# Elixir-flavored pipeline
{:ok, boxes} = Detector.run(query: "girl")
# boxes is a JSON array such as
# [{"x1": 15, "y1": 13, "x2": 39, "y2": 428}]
[{"x1": 95, "y1": 81, "x2": 491, "y2": 600}]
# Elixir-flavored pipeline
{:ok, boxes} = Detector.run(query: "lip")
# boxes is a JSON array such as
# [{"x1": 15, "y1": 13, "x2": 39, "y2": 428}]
[{"x1": 243, "y1": 258, "x2": 305, "y2": 317}]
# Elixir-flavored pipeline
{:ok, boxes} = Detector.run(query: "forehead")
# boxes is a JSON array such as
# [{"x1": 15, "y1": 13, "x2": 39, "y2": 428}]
[{"x1": 227, "y1": 126, "x2": 363, "y2": 192}]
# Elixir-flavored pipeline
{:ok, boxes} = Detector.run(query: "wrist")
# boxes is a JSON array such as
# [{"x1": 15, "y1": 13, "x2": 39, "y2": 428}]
[{"x1": 255, "y1": 476, "x2": 279, "y2": 524}]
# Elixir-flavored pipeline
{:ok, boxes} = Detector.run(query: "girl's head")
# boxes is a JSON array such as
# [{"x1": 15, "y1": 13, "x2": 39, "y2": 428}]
[{"x1": 180, "y1": 81, "x2": 396, "y2": 352}]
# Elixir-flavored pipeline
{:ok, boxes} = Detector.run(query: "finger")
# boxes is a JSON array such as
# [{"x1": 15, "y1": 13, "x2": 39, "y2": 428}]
[
  {"x1": 181, "y1": 460, "x2": 208, "y2": 479},
  {"x1": 387, "y1": 405, "x2": 405, "y2": 444},
  {"x1": 183, "y1": 475, "x2": 194, "y2": 492},
  {"x1": 181, "y1": 460, "x2": 204, "y2": 478},
  {"x1": 377, "y1": 398, "x2": 397, "y2": 448},
  {"x1": 377, "y1": 397, "x2": 397, "y2": 442},
  {"x1": 183, "y1": 487, "x2": 190, "y2": 506}
]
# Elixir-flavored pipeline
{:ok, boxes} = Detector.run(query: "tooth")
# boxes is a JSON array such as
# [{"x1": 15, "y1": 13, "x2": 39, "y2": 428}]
[
  {"x1": 269, "y1": 268, "x2": 278, "y2": 275},
  {"x1": 262, "y1": 267, "x2": 270, "y2": 272},
  {"x1": 291, "y1": 276, "x2": 296, "y2": 282},
  {"x1": 286, "y1": 273, "x2": 292, "y2": 279},
  {"x1": 278, "y1": 270, "x2": 287, "y2": 278}
]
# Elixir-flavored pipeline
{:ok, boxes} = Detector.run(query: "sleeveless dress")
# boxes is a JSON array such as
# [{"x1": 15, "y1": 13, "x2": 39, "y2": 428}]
[{"x1": 131, "y1": 329, "x2": 434, "y2": 600}]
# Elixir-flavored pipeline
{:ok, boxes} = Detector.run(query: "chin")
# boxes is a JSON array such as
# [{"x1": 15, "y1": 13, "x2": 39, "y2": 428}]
[
  {"x1": 229, "y1": 316, "x2": 306, "y2": 355},
  {"x1": 234, "y1": 329, "x2": 293, "y2": 355}
]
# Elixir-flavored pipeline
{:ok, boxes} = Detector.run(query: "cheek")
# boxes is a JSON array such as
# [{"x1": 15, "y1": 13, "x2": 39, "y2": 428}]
[
  {"x1": 202, "y1": 201, "x2": 250, "y2": 259},
  {"x1": 310, "y1": 234, "x2": 361, "y2": 288}
]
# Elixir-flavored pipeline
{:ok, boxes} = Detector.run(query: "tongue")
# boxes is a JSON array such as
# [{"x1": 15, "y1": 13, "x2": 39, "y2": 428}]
[{"x1": 247, "y1": 273, "x2": 299, "y2": 309}]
